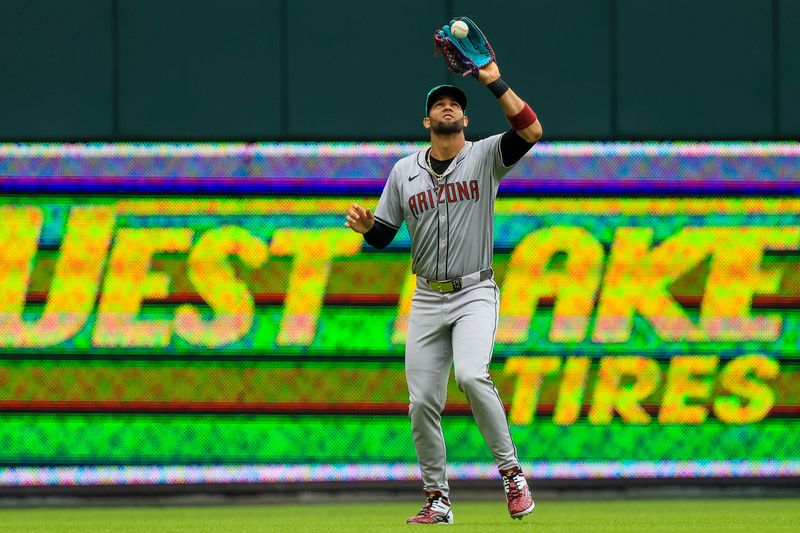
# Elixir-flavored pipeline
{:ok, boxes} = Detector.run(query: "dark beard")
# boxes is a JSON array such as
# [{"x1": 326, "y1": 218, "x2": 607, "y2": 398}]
[{"x1": 430, "y1": 117, "x2": 464, "y2": 135}]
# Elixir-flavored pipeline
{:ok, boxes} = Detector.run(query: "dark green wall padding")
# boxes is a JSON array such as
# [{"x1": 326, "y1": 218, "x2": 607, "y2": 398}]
[{"x1": 0, "y1": 0, "x2": 796, "y2": 141}]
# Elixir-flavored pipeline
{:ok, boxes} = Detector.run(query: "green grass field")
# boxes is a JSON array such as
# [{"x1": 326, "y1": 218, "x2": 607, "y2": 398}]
[{"x1": 0, "y1": 499, "x2": 798, "y2": 532}]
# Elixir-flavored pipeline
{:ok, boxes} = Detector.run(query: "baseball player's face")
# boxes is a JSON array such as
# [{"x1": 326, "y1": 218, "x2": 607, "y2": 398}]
[{"x1": 424, "y1": 96, "x2": 468, "y2": 135}]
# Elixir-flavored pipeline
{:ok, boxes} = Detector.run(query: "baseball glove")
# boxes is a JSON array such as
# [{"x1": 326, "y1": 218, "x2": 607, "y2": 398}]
[{"x1": 433, "y1": 17, "x2": 496, "y2": 78}]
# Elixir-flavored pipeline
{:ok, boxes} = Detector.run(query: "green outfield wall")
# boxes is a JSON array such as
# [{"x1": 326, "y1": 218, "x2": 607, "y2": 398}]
[{"x1": 0, "y1": 0, "x2": 798, "y2": 141}]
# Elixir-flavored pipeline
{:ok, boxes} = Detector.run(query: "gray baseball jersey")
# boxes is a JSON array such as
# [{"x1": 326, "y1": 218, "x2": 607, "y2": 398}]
[{"x1": 373, "y1": 133, "x2": 514, "y2": 281}]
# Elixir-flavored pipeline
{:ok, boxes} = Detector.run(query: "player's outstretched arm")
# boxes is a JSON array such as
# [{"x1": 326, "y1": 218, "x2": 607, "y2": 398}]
[
  {"x1": 433, "y1": 17, "x2": 541, "y2": 143},
  {"x1": 344, "y1": 203, "x2": 374, "y2": 234},
  {"x1": 477, "y1": 62, "x2": 543, "y2": 143}
]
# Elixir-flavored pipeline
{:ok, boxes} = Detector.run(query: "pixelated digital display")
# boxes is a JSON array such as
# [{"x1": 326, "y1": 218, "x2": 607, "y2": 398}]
[{"x1": 0, "y1": 143, "x2": 798, "y2": 486}]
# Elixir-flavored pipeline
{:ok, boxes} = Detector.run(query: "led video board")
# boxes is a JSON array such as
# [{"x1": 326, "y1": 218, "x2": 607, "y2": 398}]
[{"x1": 0, "y1": 143, "x2": 798, "y2": 486}]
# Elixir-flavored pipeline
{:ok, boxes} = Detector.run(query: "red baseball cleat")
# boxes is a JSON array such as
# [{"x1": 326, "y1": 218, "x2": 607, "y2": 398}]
[
  {"x1": 406, "y1": 490, "x2": 454, "y2": 524},
  {"x1": 501, "y1": 466, "x2": 535, "y2": 520}
]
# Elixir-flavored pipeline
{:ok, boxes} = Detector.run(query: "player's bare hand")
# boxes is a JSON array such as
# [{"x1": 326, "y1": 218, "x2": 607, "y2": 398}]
[
  {"x1": 477, "y1": 61, "x2": 501, "y2": 85},
  {"x1": 344, "y1": 203, "x2": 375, "y2": 234}
]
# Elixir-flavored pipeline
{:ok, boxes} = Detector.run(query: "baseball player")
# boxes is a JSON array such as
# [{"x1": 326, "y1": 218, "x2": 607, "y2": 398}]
[{"x1": 344, "y1": 32, "x2": 542, "y2": 525}]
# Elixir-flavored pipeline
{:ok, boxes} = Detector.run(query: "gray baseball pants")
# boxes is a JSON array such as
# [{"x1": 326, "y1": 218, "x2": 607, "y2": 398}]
[{"x1": 405, "y1": 275, "x2": 519, "y2": 497}]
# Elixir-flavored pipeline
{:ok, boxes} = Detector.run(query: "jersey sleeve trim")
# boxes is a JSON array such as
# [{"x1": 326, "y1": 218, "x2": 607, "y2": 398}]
[
  {"x1": 373, "y1": 215, "x2": 400, "y2": 230},
  {"x1": 498, "y1": 129, "x2": 536, "y2": 169}
]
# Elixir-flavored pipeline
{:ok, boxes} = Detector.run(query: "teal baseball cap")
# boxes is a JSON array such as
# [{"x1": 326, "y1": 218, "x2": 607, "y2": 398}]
[{"x1": 425, "y1": 85, "x2": 467, "y2": 116}]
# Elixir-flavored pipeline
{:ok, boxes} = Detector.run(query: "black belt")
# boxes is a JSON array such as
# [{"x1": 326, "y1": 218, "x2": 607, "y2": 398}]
[{"x1": 426, "y1": 268, "x2": 493, "y2": 294}]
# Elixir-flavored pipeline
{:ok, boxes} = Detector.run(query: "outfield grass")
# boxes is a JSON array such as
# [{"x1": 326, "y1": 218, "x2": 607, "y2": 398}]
[{"x1": 0, "y1": 499, "x2": 797, "y2": 532}]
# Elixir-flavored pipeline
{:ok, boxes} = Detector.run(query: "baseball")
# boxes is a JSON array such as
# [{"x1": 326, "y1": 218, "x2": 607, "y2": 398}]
[{"x1": 451, "y1": 20, "x2": 469, "y2": 39}]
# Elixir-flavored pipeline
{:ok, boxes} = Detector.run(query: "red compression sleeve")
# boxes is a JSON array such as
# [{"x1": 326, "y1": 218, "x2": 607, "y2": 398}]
[{"x1": 507, "y1": 103, "x2": 538, "y2": 130}]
